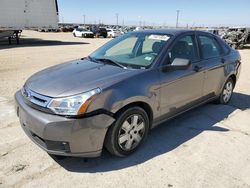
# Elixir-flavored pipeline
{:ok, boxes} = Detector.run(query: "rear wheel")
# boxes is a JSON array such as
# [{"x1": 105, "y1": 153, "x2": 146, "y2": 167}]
[
  {"x1": 217, "y1": 77, "x2": 234, "y2": 104},
  {"x1": 105, "y1": 107, "x2": 149, "y2": 157}
]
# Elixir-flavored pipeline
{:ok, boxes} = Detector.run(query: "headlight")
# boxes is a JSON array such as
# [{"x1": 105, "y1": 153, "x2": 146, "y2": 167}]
[{"x1": 47, "y1": 88, "x2": 101, "y2": 116}]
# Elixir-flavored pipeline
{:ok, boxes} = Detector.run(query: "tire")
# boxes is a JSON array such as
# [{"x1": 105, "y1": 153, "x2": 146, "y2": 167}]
[
  {"x1": 216, "y1": 77, "x2": 234, "y2": 104},
  {"x1": 105, "y1": 106, "x2": 149, "y2": 157},
  {"x1": 82, "y1": 34, "x2": 85, "y2": 38}
]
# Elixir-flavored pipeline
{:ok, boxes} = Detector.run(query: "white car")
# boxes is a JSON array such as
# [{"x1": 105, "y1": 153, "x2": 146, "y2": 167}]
[
  {"x1": 134, "y1": 27, "x2": 143, "y2": 31},
  {"x1": 72, "y1": 28, "x2": 94, "y2": 38},
  {"x1": 106, "y1": 29, "x2": 122, "y2": 38}
]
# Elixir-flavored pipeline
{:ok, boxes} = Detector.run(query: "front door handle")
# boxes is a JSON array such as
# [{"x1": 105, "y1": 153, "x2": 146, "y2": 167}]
[{"x1": 194, "y1": 65, "x2": 202, "y2": 72}]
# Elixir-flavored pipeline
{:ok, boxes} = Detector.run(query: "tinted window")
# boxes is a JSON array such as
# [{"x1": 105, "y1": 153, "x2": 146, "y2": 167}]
[
  {"x1": 220, "y1": 40, "x2": 230, "y2": 54},
  {"x1": 90, "y1": 33, "x2": 171, "y2": 68},
  {"x1": 199, "y1": 35, "x2": 221, "y2": 59},
  {"x1": 168, "y1": 35, "x2": 199, "y2": 64},
  {"x1": 106, "y1": 36, "x2": 137, "y2": 56},
  {"x1": 142, "y1": 35, "x2": 165, "y2": 54}
]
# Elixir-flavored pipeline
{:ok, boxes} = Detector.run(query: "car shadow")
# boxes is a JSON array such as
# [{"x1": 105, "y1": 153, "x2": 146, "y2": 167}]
[
  {"x1": 51, "y1": 92, "x2": 250, "y2": 173},
  {"x1": 0, "y1": 38, "x2": 89, "y2": 49},
  {"x1": 229, "y1": 92, "x2": 250, "y2": 110}
]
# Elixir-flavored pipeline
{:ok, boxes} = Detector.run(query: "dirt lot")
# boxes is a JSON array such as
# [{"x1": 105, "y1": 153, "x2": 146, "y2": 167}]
[{"x1": 0, "y1": 31, "x2": 250, "y2": 188}]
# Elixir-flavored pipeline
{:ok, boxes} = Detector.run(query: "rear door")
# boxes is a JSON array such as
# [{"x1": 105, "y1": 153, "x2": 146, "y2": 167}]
[{"x1": 197, "y1": 33, "x2": 225, "y2": 98}]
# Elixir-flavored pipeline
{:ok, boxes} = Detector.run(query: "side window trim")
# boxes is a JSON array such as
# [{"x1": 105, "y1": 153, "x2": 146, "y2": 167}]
[{"x1": 194, "y1": 32, "x2": 201, "y2": 63}]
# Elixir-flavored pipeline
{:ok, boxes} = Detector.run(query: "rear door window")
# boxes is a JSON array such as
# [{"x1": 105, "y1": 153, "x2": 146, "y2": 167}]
[{"x1": 199, "y1": 35, "x2": 221, "y2": 59}]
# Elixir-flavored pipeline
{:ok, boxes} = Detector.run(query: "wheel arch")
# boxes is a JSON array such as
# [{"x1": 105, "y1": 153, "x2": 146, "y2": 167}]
[{"x1": 113, "y1": 101, "x2": 154, "y2": 128}]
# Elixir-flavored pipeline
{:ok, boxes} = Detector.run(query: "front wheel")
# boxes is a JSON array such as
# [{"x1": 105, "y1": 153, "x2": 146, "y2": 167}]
[
  {"x1": 105, "y1": 107, "x2": 149, "y2": 157},
  {"x1": 217, "y1": 77, "x2": 234, "y2": 104}
]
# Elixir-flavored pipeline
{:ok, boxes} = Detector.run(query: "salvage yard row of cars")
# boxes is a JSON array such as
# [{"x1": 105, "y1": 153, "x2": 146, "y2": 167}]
[
  {"x1": 71, "y1": 25, "x2": 250, "y2": 50},
  {"x1": 72, "y1": 26, "x2": 124, "y2": 38},
  {"x1": 203, "y1": 27, "x2": 250, "y2": 49}
]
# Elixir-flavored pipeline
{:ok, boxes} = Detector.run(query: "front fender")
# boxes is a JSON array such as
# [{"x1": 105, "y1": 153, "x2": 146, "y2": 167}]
[{"x1": 86, "y1": 69, "x2": 160, "y2": 118}]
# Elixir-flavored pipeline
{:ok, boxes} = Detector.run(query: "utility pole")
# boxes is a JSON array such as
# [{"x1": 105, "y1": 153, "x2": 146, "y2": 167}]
[
  {"x1": 176, "y1": 10, "x2": 180, "y2": 28},
  {"x1": 116, "y1": 13, "x2": 119, "y2": 27},
  {"x1": 83, "y1": 14, "x2": 86, "y2": 26}
]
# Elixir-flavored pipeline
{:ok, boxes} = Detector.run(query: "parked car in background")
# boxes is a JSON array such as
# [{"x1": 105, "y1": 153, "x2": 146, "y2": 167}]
[
  {"x1": 60, "y1": 26, "x2": 74, "y2": 32},
  {"x1": 90, "y1": 27, "x2": 107, "y2": 38},
  {"x1": 134, "y1": 27, "x2": 143, "y2": 31},
  {"x1": 15, "y1": 30, "x2": 241, "y2": 158},
  {"x1": 72, "y1": 28, "x2": 94, "y2": 38},
  {"x1": 106, "y1": 29, "x2": 122, "y2": 38}
]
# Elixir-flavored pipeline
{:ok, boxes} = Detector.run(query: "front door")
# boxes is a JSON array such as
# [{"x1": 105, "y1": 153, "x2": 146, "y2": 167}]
[{"x1": 159, "y1": 33, "x2": 204, "y2": 117}]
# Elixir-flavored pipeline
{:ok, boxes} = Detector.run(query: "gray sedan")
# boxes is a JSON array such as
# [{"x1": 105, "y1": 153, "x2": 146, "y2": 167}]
[{"x1": 15, "y1": 29, "x2": 241, "y2": 157}]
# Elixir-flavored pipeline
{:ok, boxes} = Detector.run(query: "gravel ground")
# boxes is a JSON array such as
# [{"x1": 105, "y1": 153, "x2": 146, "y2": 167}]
[{"x1": 0, "y1": 31, "x2": 250, "y2": 188}]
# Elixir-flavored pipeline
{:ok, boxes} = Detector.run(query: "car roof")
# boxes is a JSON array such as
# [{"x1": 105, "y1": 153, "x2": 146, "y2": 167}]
[
  {"x1": 132, "y1": 29, "x2": 211, "y2": 36},
  {"x1": 132, "y1": 29, "x2": 190, "y2": 35}
]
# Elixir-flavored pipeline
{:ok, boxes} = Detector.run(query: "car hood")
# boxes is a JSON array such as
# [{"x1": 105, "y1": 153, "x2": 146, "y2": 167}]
[{"x1": 25, "y1": 59, "x2": 137, "y2": 97}]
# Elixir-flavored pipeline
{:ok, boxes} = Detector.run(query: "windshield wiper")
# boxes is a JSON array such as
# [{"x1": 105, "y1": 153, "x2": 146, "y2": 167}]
[
  {"x1": 86, "y1": 56, "x2": 99, "y2": 63},
  {"x1": 95, "y1": 58, "x2": 127, "y2": 69}
]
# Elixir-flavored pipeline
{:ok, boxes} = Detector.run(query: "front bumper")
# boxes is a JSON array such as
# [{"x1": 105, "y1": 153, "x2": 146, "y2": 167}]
[{"x1": 15, "y1": 91, "x2": 115, "y2": 157}]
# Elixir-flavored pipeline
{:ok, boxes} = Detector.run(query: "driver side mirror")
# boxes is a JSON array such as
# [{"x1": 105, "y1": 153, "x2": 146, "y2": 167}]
[{"x1": 162, "y1": 58, "x2": 191, "y2": 72}]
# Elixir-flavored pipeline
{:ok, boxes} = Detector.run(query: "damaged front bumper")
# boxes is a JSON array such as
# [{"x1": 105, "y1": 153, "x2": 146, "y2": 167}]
[{"x1": 15, "y1": 91, "x2": 115, "y2": 157}]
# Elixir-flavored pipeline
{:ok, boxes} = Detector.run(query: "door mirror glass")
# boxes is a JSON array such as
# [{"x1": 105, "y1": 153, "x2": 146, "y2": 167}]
[
  {"x1": 171, "y1": 58, "x2": 190, "y2": 66},
  {"x1": 162, "y1": 58, "x2": 190, "y2": 72}
]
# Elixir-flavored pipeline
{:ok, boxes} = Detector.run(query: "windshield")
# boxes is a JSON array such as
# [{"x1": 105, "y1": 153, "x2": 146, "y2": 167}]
[{"x1": 89, "y1": 33, "x2": 171, "y2": 69}]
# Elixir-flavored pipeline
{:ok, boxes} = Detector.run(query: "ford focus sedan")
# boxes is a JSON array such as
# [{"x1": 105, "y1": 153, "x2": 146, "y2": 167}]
[{"x1": 15, "y1": 30, "x2": 241, "y2": 157}]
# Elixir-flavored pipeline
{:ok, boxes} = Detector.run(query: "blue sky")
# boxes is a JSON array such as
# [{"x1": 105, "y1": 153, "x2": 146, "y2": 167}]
[{"x1": 58, "y1": 0, "x2": 250, "y2": 27}]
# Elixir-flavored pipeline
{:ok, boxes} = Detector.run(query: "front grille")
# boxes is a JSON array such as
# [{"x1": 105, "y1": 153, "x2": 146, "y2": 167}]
[{"x1": 21, "y1": 86, "x2": 52, "y2": 108}]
